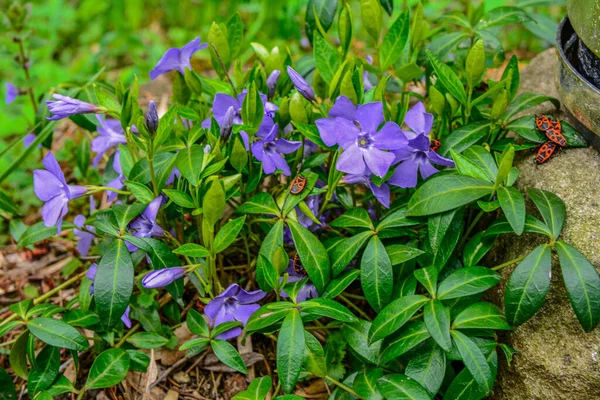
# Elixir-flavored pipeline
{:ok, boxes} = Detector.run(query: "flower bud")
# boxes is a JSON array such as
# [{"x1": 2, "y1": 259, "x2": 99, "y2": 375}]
[
  {"x1": 287, "y1": 66, "x2": 316, "y2": 102},
  {"x1": 267, "y1": 70, "x2": 280, "y2": 99},
  {"x1": 145, "y1": 100, "x2": 159, "y2": 134},
  {"x1": 220, "y1": 106, "x2": 235, "y2": 140},
  {"x1": 142, "y1": 267, "x2": 186, "y2": 289}
]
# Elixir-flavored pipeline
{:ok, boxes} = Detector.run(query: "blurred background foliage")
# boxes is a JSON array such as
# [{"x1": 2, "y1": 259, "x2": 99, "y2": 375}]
[{"x1": 0, "y1": 0, "x2": 565, "y2": 232}]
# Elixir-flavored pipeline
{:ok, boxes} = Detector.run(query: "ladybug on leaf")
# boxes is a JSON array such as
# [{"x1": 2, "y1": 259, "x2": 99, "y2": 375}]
[{"x1": 533, "y1": 115, "x2": 567, "y2": 164}]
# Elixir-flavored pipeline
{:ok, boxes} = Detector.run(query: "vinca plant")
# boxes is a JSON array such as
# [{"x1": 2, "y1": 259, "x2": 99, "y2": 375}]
[{"x1": 1, "y1": 0, "x2": 597, "y2": 399}]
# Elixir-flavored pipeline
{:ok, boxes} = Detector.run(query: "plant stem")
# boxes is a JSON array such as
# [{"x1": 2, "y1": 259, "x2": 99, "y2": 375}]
[
  {"x1": 492, "y1": 254, "x2": 526, "y2": 271},
  {"x1": 457, "y1": 210, "x2": 484, "y2": 250},
  {"x1": 339, "y1": 294, "x2": 371, "y2": 321},
  {"x1": 16, "y1": 39, "x2": 37, "y2": 113},
  {"x1": 325, "y1": 375, "x2": 364, "y2": 399}
]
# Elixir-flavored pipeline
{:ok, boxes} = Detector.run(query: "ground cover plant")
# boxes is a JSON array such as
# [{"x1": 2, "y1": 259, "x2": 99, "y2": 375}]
[{"x1": 1, "y1": 0, "x2": 598, "y2": 399}]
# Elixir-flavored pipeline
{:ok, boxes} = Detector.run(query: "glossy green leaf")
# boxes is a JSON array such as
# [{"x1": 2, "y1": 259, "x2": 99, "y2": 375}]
[
  {"x1": 303, "y1": 331, "x2": 327, "y2": 377},
  {"x1": 232, "y1": 376, "x2": 272, "y2": 400},
  {"x1": 330, "y1": 208, "x2": 374, "y2": 230},
  {"x1": 361, "y1": 0, "x2": 383, "y2": 41},
  {"x1": 125, "y1": 180, "x2": 155, "y2": 203},
  {"x1": 305, "y1": 0, "x2": 338, "y2": 43},
  {"x1": 287, "y1": 220, "x2": 330, "y2": 293},
  {"x1": 387, "y1": 244, "x2": 425, "y2": 266},
  {"x1": 94, "y1": 240, "x2": 134, "y2": 330},
  {"x1": 443, "y1": 350, "x2": 498, "y2": 400},
  {"x1": 423, "y1": 300, "x2": 451, "y2": 351},
  {"x1": 361, "y1": 236, "x2": 394, "y2": 312},
  {"x1": 187, "y1": 309, "x2": 210, "y2": 337},
  {"x1": 173, "y1": 243, "x2": 210, "y2": 258},
  {"x1": 377, "y1": 374, "x2": 431, "y2": 400},
  {"x1": 407, "y1": 175, "x2": 493, "y2": 216},
  {"x1": 427, "y1": 50, "x2": 467, "y2": 106},
  {"x1": 112, "y1": 203, "x2": 147, "y2": 230},
  {"x1": 28, "y1": 345, "x2": 60, "y2": 395},
  {"x1": 27, "y1": 318, "x2": 87, "y2": 351},
  {"x1": 527, "y1": 188, "x2": 566, "y2": 240},
  {"x1": 414, "y1": 267, "x2": 438, "y2": 296},
  {"x1": 505, "y1": 244, "x2": 552, "y2": 327},
  {"x1": 127, "y1": 332, "x2": 169, "y2": 349},
  {"x1": 0, "y1": 367, "x2": 16, "y2": 399},
  {"x1": 86, "y1": 348, "x2": 130, "y2": 389},
  {"x1": 379, "y1": 321, "x2": 430, "y2": 364},
  {"x1": 163, "y1": 189, "x2": 195, "y2": 208},
  {"x1": 555, "y1": 241, "x2": 600, "y2": 332},
  {"x1": 462, "y1": 146, "x2": 498, "y2": 181},
  {"x1": 497, "y1": 186, "x2": 526, "y2": 235},
  {"x1": 18, "y1": 221, "x2": 75, "y2": 248},
  {"x1": 505, "y1": 92, "x2": 560, "y2": 120},
  {"x1": 438, "y1": 121, "x2": 489, "y2": 157},
  {"x1": 369, "y1": 295, "x2": 429, "y2": 343},
  {"x1": 354, "y1": 367, "x2": 384, "y2": 400},
  {"x1": 484, "y1": 214, "x2": 552, "y2": 237},
  {"x1": 437, "y1": 267, "x2": 500, "y2": 300},
  {"x1": 214, "y1": 216, "x2": 246, "y2": 253},
  {"x1": 465, "y1": 39, "x2": 485, "y2": 89},
  {"x1": 405, "y1": 342, "x2": 446, "y2": 397},
  {"x1": 277, "y1": 309, "x2": 305, "y2": 393},
  {"x1": 450, "y1": 331, "x2": 492, "y2": 395},
  {"x1": 211, "y1": 339, "x2": 248, "y2": 373},
  {"x1": 238, "y1": 192, "x2": 279, "y2": 215},
  {"x1": 342, "y1": 320, "x2": 382, "y2": 364},
  {"x1": 313, "y1": 32, "x2": 340, "y2": 84},
  {"x1": 126, "y1": 350, "x2": 151, "y2": 372},
  {"x1": 300, "y1": 298, "x2": 357, "y2": 322},
  {"x1": 323, "y1": 269, "x2": 360, "y2": 299},
  {"x1": 9, "y1": 331, "x2": 28, "y2": 380},
  {"x1": 452, "y1": 302, "x2": 511, "y2": 330},
  {"x1": 179, "y1": 337, "x2": 210, "y2": 352},
  {"x1": 378, "y1": 207, "x2": 420, "y2": 231},
  {"x1": 380, "y1": 10, "x2": 410, "y2": 70},
  {"x1": 330, "y1": 231, "x2": 373, "y2": 277},
  {"x1": 463, "y1": 232, "x2": 498, "y2": 267}
]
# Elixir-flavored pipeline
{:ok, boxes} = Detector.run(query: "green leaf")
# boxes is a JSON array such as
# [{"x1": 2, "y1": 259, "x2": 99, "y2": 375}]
[
  {"x1": 387, "y1": 244, "x2": 424, "y2": 266},
  {"x1": 175, "y1": 144, "x2": 204, "y2": 186},
  {"x1": 313, "y1": 32, "x2": 340, "y2": 85},
  {"x1": 377, "y1": 374, "x2": 431, "y2": 400},
  {"x1": 233, "y1": 376, "x2": 272, "y2": 400},
  {"x1": 369, "y1": 295, "x2": 429, "y2": 343},
  {"x1": 305, "y1": 0, "x2": 338, "y2": 44},
  {"x1": 18, "y1": 221, "x2": 75, "y2": 248},
  {"x1": 437, "y1": 267, "x2": 500, "y2": 300},
  {"x1": 360, "y1": 0, "x2": 383, "y2": 41},
  {"x1": 300, "y1": 298, "x2": 357, "y2": 322},
  {"x1": 173, "y1": 243, "x2": 210, "y2": 258},
  {"x1": 465, "y1": 39, "x2": 485, "y2": 89},
  {"x1": 463, "y1": 232, "x2": 498, "y2": 267},
  {"x1": 379, "y1": 321, "x2": 430, "y2": 364},
  {"x1": 179, "y1": 337, "x2": 210, "y2": 352},
  {"x1": 361, "y1": 236, "x2": 394, "y2": 312},
  {"x1": 463, "y1": 146, "x2": 498, "y2": 181},
  {"x1": 238, "y1": 192, "x2": 280, "y2": 215},
  {"x1": 211, "y1": 339, "x2": 248, "y2": 373},
  {"x1": 226, "y1": 12, "x2": 244, "y2": 59},
  {"x1": 505, "y1": 244, "x2": 552, "y2": 327},
  {"x1": 86, "y1": 349, "x2": 130, "y2": 389},
  {"x1": 484, "y1": 214, "x2": 552, "y2": 237},
  {"x1": 505, "y1": 92, "x2": 560, "y2": 120},
  {"x1": 495, "y1": 145, "x2": 515, "y2": 186},
  {"x1": 527, "y1": 188, "x2": 566, "y2": 240},
  {"x1": 163, "y1": 189, "x2": 195, "y2": 208},
  {"x1": 27, "y1": 318, "x2": 87, "y2": 351},
  {"x1": 203, "y1": 179, "x2": 226, "y2": 227},
  {"x1": 287, "y1": 220, "x2": 330, "y2": 293},
  {"x1": 423, "y1": 300, "x2": 451, "y2": 351},
  {"x1": 354, "y1": 367, "x2": 384, "y2": 400},
  {"x1": 323, "y1": 269, "x2": 360, "y2": 299},
  {"x1": 94, "y1": 240, "x2": 134, "y2": 330},
  {"x1": 497, "y1": 186, "x2": 526, "y2": 235},
  {"x1": 450, "y1": 150, "x2": 493, "y2": 182},
  {"x1": 380, "y1": 10, "x2": 410, "y2": 70},
  {"x1": 439, "y1": 122, "x2": 490, "y2": 157},
  {"x1": 505, "y1": 115, "x2": 546, "y2": 143},
  {"x1": 428, "y1": 209, "x2": 458, "y2": 254},
  {"x1": 277, "y1": 309, "x2": 305, "y2": 393},
  {"x1": 407, "y1": 175, "x2": 493, "y2": 216},
  {"x1": 330, "y1": 208, "x2": 374, "y2": 230},
  {"x1": 62, "y1": 309, "x2": 100, "y2": 327},
  {"x1": 112, "y1": 203, "x2": 147, "y2": 230},
  {"x1": 214, "y1": 216, "x2": 246, "y2": 253},
  {"x1": 9, "y1": 331, "x2": 28, "y2": 380},
  {"x1": 427, "y1": 50, "x2": 468, "y2": 106},
  {"x1": 501, "y1": 54, "x2": 520, "y2": 103},
  {"x1": 329, "y1": 232, "x2": 372, "y2": 276},
  {"x1": 9, "y1": 299, "x2": 33, "y2": 320},
  {"x1": 452, "y1": 302, "x2": 512, "y2": 330},
  {"x1": 293, "y1": 122, "x2": 327, "y2": 148},
  {"x1": 245, "y1": 305, "x2": 291, "y2": 332},
  {"x1": 283, "y1": 172, "x2": 319, "y2": 216},
  {"x1": 126, "y1": 350, "x2": 151, "y2": 372},
  {"x1": 125, "y1": 181, "x2": 155, "y2": 203},
  {"x1": 378, "y1": 207, "x2": 420, "y2": 231},
  {"x1": 187, "y1": 309, "x2": 210, "y2": 337},
  {"x1": 405, "y1": 342, "x2": 446, "y2": 397},
  {"x1": 560, "y1": 121, "x2": 588, "y2": 147},
  {"x1": 303, "y1": 331, "x2": 327, "y2": 377},
  {"x1": 127, "y1": 332, "x2": 169, "y2": 349},
  {"x1": 0, "y1": 367, "x2": 16, "y2": 400},
  {"x1": 450, "y1": 331, "x2": 492, "y2": 395},
  {"x1": 28, "y1": 345, "x2": 60, "y2": 395},
  {"x1": 414, "y1": 267, "x2": 438, "y2": 296},
  {"x1": 342, "y1": 320, "x2": 382, "y2": 364},
  {"x1": 443, "y1": 350, "x2": 498, "y2": 400},
  {"x1": 555, "y1": 241, "x2": 600, "y2": 332},
  {"x1": 0, "y1": 192, "x2": 20, "y2": 215},
  {"x1": 477, "y1": 6, "x2": 532, "y2": 29},
  {"x1": 426, "y1": 32, "x2": 469, "y2": 60}
]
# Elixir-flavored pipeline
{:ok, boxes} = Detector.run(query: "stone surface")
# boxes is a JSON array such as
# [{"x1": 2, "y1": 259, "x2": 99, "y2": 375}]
[{"x1": 488, "y1": 48, "x2": 600, "y2": 399}]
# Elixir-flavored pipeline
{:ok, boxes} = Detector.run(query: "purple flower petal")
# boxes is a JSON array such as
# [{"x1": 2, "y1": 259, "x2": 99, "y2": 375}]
[
  {"x1": 404, "y1": 102, "x2": 433, "y2": 135},
  {"x1": 363, "y1": 147, "x2": 395, "y2": 178},
  {"x1": 335, "y1": 118, "x2": 362, "y2": 149},
  {"x1": 329, "y1": 96, "x2": 357, "y2": 121},
  {"x1": 427, "y1": 150, "x2": 455, "y2": 167},
  {"x1": 356, "y1": 102, "x2": 384, "y2": 134},
  {"x1": 271, "y1": 152, "x2": 291, "y2": 176},
  {"x1": 419, "y1": 159, "x2": 439, "y2": 180},
  {"x1": 337, "y1": 145, "x2": 366, "y2": 175},
  {"x1": 315, "y1": 118, "x2": 340, "y2": 147},
  {"x1": 33, "y1": 170, "x2": 64, "y2": 201},
  {"x1": 388, "y1": 156, "x2": 420, "y2": 188},
  {"x1": 368, "y1": 181, "x2": 390, "y2": 208},
  {"x1": 5, "y1": 82, "x2": 18, "y2": 105},
  {"x1": 373, "y1": 122, "x2": 407, "y2": 150},
  {"x1": 275, "y1": 138, "x2": 302, "y2": 154}
]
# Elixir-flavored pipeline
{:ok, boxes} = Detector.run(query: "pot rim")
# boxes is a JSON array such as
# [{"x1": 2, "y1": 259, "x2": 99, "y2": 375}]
[{"x1": 557, "y1": 16, "x2": 600, "y2": 97}]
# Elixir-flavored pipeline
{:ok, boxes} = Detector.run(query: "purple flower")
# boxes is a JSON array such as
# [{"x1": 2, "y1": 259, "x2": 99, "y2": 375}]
[
  {"x1": 364, "y1": 56, "x2": 374, "y2": 91},
  {"x1": 87, "y1": 263, "x2": 98, "y2": 294},
  {"x1": 251, "y1": 124, "x2": 301, "y2": 176},
  {"x1": 145, "y1": 100, "x2": 159, "y2": 134},
  {"x1": 281, "y1": 261, "x2": 318, "y2": 302},
  {"x1": 388, "y1": 102, "x2": 454, "y2": 188},
  {"x1": 315, "y1": 96, "x2": 359, "y2": 146},
  {"x1": 127, "y1": 197, "x2": 165, "y2": 250},
  {"x1": 92, "y1": 115, "x2": 127, "y2": 166},
  {"x1": 333, "y1": 102, "x2": 407, "y2": 177},
  {"x1": 205, "y1": 284, "x2": 266, "y2": 340},
  {"x1": 5, "y1": 82, "x2": 18, "y2": 105},
  {"x1": 121, "y1": 306, "x2": 132, "y2": 328},
  {"x1": 46, "y1": 94, "x2": 101, "y2": 121},
  {"x1": 166, "y1": 167, "x2": 181, "y2": 186},
  {"x1": 267, "y1": 70, "x2": 281, "y2": 99},
  {"x1": 150, "y1": 37, "x2": 208, "y2": 80},
  {"x1": 106, "y1": 149, "x2": 125, "y2": 202},
  {"x1": 74, "y1": 214, "x2": 96, "y2": 257},
  {"x1": 23, "y1": 133, "x2": 40, "y2": 148},
  {"x1": 202, "y1": 90, "x2": 278, "y2": 150},
  {"x1": 33, "y1": 152, "x2": 86, "y2": 233},
  {"x1": 220, "y1": 106, "x2": 235, "y2": 140},
  {"x1": 287, "y1": 66, "x2": 316, "y2": 102},
  {"x1": 142, "y1": 267, "x2": 186, "y2": 289},
  {"x1": 342, "y1": 171, "x2": 390, "y2": 208}
]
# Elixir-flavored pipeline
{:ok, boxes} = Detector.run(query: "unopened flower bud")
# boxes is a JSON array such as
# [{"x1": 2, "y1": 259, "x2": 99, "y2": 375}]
[
  {"x1": 287, "y1": 66, "x2": 316, "y2": 102},
  {"x1": 145, "y1": 100, "x2": 159, "y2": 134},
  {"x1": 267, "y1": 70, "x2": 280, "y2": 99},
  {"x1": 220, "y1": 106, "x2": 235, "y2": 140},
  {"x1": 142, "y1": 267, "x2": 186, "y2": 289}
]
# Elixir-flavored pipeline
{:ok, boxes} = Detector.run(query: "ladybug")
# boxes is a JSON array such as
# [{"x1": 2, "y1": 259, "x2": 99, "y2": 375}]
[
  {"x1": 290, "y1": 175, "x2": 307, "y2": 195},
  {"x1": 535, "y1": 141, "x2": 557, "y2": 164},
  {"x1": 535, "y1": 115, "x2": 551, "y2": 131},
  {"x1": 293, "y1": 252, "x2": 307, "y2": 276},
  {"x1": 430, "y1": 139, "x2": 441, "y2": 153},
  {"x1": 545, "y1": 118, "x2": 567, "y2": 147}
]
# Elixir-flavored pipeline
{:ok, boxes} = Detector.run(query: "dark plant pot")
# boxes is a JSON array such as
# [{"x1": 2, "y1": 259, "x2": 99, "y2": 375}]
[
  {"x1": 556, "y1": 17, "x2": 600, "y2": 150},
  {"x1": 567, "y1": 0, "x2": 600, "y2": 59}
]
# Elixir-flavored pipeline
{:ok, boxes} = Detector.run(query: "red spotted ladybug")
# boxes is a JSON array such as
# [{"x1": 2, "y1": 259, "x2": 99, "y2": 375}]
[
  {"x1": 430, "y1": 139, "x2": 441, "y2": 153},
  {"x1": 535, "y1": 141, "x2": 557, "y2": 164},
  {"x1": 290, "y1": 175, "x2": 307, "y2": 195}
]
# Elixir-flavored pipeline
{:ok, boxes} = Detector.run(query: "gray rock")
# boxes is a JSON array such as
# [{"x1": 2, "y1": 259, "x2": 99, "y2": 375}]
[{"x1": 488, "y1": 48, "x2": 600, "y2": 399}]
